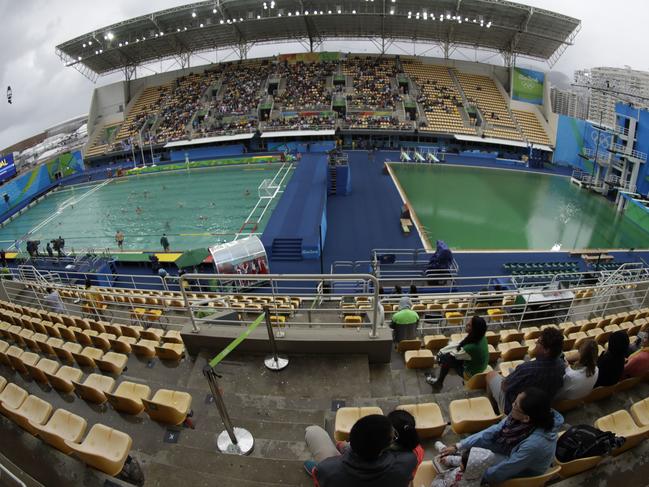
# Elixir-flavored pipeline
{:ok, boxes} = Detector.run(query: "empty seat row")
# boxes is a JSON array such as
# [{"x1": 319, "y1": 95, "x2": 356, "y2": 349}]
[{"x1": 0, "y1": 378, "x2": 132, "y2": 476}]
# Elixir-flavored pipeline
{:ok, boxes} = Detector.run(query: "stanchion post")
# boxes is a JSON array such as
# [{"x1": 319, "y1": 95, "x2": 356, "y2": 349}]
[
  {"x1": 263, "y1": 306, "x2": 289, "y2": 371},
  {"x1": 203, "y1": 365, "x2": 254, "y2": 455}
]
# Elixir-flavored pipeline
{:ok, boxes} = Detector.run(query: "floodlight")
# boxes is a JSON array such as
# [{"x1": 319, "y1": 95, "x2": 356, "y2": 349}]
[
  {"x1": 107, "y1": 32, "x2": 114, "y2": 40},
  {"x1": 200, "y1": 23, "x2": 204, "y2": 27},
  {"x1": 78, "y1": 56, "x2": 82, "y2": 60},
  {"x1": 270, "y1": 1, "x2": 275, "y2": 8},
  {"x1": 305, "y1": 10, "x2": 309, "y2": 14},
  {"x1": 389, "y1": 8, "x2": 394, "y2": 14},
  {"x1": 352, "y1": 9, "x2": 356, "y2": 14},
  {"x1": 88, "y1": 41, "x2": 92, "y2": 45},
  {"x1": 213, "y1": 8, "x2": 217, "y2": 13},
  {"x1": 263, "y1": 2, "x2": 267, "y2": 9},
  {"x1": 192, "y1": 11, "x2": 197, "y2": 18},
  {"x1": 82, "y1": 43, "x2": 86, "y2": 48},
  {"x1": 220, "y1": 19, "x2": 225, "y2": 24}
]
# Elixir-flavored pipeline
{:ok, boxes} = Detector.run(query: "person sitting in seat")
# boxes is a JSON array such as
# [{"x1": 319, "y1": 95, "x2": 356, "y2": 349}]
[
  {"x1": 595, "y1": 331, "x2": 629, "y2": 387},
  {"x1": 389, "y1": 297, "x2": 419, "y2": 344},
  {"x1": 439, "y1": 387, "x2": 563, "y2": 485},
  {"x1": 400, "y1": 204, "x2": 411, "y2": 220},
  {"x1": 431, "y1": 446, "x2": 495, "y2": 487},
  {"x1": 426, "y1": 315, "x2": 488, "y2": 390},
  {"x1": 387, "y1": 409, "x2": 424, "y2": 478},
  {"x1": 303, "y1": 415, "x2": 418, "y2": 487},
  {"x1": 485, "y1": 327, "x2": 564, "y2": 414},
  {"x1": 623, "y1": 331, "x2": 649, "y2": 378},
  {"x1": 555, "y1": 339, "x2": 598, "y2": 401}
]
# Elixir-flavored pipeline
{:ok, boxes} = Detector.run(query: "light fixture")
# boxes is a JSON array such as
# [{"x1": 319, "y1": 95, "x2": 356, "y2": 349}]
[
  {"x1": 270, "y1": 1, "x2": 275, "y2": 8},
  {"x1": 160, "y1": 31, "x2": 164, "y2": 36},
  {"x1": 446, "y1": 13, "x2": 450, "y2": 19},
  {"x1": 200, "y1": 23, "x2": 204, "y2": 27},
  {"x1": 352, "y1": 9, "x2": 356, "y2": 14},
  {"x1": 389, "y1": 8, "x2": 394, "y2": 14},
  {"x1": 124, "y1": 41, "x2": 128, "y2": 45},
  {"x1": 191, "y1": 11, "x2": 196, "y2": 18},
  {"x1": 82, "y1": 43, "x2": 86, "y2": 48},
  {"x1": 107, "y1": 32, "x2": 114, "y2": 40},
  {"x1": 328, "y1": 10, "x2": 332, "y2": 14},
  {"x1": 263, "y1": 2, "x2": 267, "y2": 9},
  {"x1": 295, "y1": 10, "x2": 300, "y2": 15},
  {"x1": 305, "y1": 10, "x2": 309, "y2": 14},
  {"x1": 239, "y1": 17, "x2": 243, "y2": 21},
  {"x1": 220, "y1": 19, "x2": 224, "y2": 24},
  {"x1": 118, "y1": 42, "x2": 122, "y2": 47},
  {"x1": 257, "y1": 15, "x2": 260, "y2": 19},
  {"x1": 88, "y1": 41, "x2": 92, "y2": 45},
  {"x1": 423, "y1": 12, "x2": 428, "y2": 20},
  {"x1": 213, "y1": 8, "x2": 217, "y2": 13},
  {"x1": 78, "y1": 56, "x2": 82, "y2": 60}
]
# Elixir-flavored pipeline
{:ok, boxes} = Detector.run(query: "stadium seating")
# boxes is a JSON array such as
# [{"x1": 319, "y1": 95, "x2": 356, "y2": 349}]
[
  {"x1": 449, "y1": 397, "x2": 502, "y2": 434},
  {"x1": 403, "y1": 61, "x2": 476, "y2": 135},
  {"x1": 513, "y1": 109, "x2": 551, "y2": 146},
  {"x1": 64, "y1": 424, "x2": 132, "y2": 476},
  {"x1": 396, "y1": 403, "x2": 446, "y2": 438},
  {"x1": 31, "y1": 408, "x2": 88, "y2": 455},
  {"x1": 334, "y1": 406, "x2": 384, "y2": 441}
]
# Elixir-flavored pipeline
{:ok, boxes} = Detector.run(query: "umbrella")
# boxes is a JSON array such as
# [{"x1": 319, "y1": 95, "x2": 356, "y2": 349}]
[{"x1": 174, "y1": 248, "x2": 210, "y2": 269}]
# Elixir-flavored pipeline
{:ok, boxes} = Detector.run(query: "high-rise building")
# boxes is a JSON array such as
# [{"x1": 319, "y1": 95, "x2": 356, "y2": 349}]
[
  {"x1": 575, "y1": 67, "x2": 649, "y2": 127},
  {"x1": 550, "y1": 86, "x2": 589, "y2": 119}
]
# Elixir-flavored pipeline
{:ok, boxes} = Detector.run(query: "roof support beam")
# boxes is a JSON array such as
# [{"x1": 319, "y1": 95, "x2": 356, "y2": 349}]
[{"x1": 214, "y1": 0, "x2": 246, "y2": 45}]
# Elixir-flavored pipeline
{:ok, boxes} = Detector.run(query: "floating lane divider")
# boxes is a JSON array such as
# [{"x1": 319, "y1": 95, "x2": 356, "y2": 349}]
[{"x1": 209, "y1": 312, "x2": 266, "y2": 368}]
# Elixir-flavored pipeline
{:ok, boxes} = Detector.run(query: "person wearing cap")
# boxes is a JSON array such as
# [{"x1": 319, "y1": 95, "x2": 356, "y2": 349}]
[
  {"x1": 303, "y1": 415, "x2": 418, "y2": 487},
  {"x1": 623, "y1": 331, "x2": 649, "y2": 378},
  {"x1": 389, "y1": 296, "x2": 420, "y2": 344}
]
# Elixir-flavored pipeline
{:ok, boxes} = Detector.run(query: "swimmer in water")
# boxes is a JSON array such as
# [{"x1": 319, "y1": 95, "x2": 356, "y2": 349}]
[
  {"x1": 177, "y1": 201, "x2": 185, "y2": 208},
  {"x1": 135, "y1": 207, "x2": 143, "y2": 215},
  {"x1": 209, "y1": 202, "x2": 216, "y2": 208},
  {"x1": 162, "y1": 185, "x2": 167, "y2": 190},
  {"x1": 244, "y1": 189, "x2": 251, "y2": 197}
]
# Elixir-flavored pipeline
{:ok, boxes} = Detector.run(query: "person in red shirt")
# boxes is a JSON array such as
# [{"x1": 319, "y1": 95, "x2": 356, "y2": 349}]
[{"x1": 623, "y1": 332, "x2": 649, "y2": 378}]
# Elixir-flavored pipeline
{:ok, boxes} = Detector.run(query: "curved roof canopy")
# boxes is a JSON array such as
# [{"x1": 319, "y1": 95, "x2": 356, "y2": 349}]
[{"x1": 56, "y1": 0, "x2": 581, "y2": 79}]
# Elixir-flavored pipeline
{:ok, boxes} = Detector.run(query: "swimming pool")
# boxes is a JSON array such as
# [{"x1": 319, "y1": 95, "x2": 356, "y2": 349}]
[
  {"x1": 0, "y1": 163, "x2": 293, "y2": 252},
  {"x1": 391, "y1": 163, "x2": 649, "y2": 251}
]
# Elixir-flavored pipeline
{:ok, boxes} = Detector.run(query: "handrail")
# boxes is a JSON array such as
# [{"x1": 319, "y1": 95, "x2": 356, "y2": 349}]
[{"x1": 0, "y1": 460, "x2": 27, "y2": 487}]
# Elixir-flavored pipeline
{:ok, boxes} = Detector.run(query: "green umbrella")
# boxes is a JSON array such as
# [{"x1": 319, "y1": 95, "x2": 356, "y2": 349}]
[{"x1": 175, "y1": 248, "x2": 210, "y2": 269}]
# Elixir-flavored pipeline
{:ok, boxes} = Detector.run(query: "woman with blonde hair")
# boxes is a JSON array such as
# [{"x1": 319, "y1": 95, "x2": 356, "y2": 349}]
[{"x1": 554, "y1": 338, "x2": 598, "y2": 401}]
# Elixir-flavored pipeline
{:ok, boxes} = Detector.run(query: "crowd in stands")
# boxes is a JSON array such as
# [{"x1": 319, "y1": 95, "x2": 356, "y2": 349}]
[
  {"x1": 343, "y1": 57, "x2": 400, "y2": 110},
  {"x1": 215, "y1": 62, "x2": 268, "y2": 116},
  {"x1": 273, "y1": 61, "x2": 335, "y2": 110},
  {"x1": 194, "y1": 116, "x2": 257, "y2": 138},
  {"x1": 264, "y1": 115, "x2": 336, "y2": 131},
  {"x1": 156, "y1": 73, "x2": 218, "y2": 142},
  {"x1": 342, "y1": 115, "x2": 411, "y2": 130},
  {"x1": 303, "y1": 306, "x2": 649, "y2": 486}
]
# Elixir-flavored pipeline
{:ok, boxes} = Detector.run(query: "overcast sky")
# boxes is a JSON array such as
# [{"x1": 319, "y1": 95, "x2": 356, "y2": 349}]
[{"x1": 0, "y1": 0, "x2": 647, "y2": 151}]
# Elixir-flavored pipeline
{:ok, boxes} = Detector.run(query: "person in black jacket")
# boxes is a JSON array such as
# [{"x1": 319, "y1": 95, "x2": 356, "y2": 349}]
[
  {"x1": 304, "y1": 415, "x2": 418, "y2": 487},
  {"x1": 594, "y1": 330, "x2": 629, "y2": 387}
]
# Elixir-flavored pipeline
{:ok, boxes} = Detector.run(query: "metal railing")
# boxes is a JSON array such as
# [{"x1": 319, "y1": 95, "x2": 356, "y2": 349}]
[{"x1": 2, "y1": 262, "x2": 649, "y2": 343}]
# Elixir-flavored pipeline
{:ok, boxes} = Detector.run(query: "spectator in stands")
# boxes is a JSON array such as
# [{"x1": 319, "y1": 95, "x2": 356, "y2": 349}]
[
  {"x1": 44, "y1": 287, "x2": 65, "y2": 314},
  {"x1": 554, "y1": 339, "x2": 599, "y2": 401},
  {"x1": 441, "y1": 387, "x2": 562, "y2": 485},
  {"x1": 82, "y1": 279, "x2": 102, "y2": 319},
  {"x1": 303, "y1": 415, "x2": 418, "y2": 487},
  {"x1": 426, "y1": 315, "x2": 489, "y2": 390},
  {"x1": 46, "y1": 242, "x2": 54, "y2": 258},
  {"x1": 627, "y1": 330, "x2": 647, "y2": 356},
  {"x1": 594, "y1": 330, "x2": 630, "y2": 387},
  {"x1": 623, "y1": 331, "x2": 649, "y2": 378},
  {"x1": 386, "y1": 409, "x2": 424, "y2": 478},
  {"x1": 389, "y1": 297, "x2": 419, "y2": 344},
  {"x1": 0, "y1": 248, "x2": 6, "y2": 267},
  {"x1": 485, "y1": 327, "x2": 564, "y2": 414}
]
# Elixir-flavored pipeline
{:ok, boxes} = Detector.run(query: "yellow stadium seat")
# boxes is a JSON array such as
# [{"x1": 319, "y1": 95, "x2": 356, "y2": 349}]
[
  {"x1": 131, "y1": 339, "x2": 158, "y2": 358},
  {"x1": 105, "y1": 381, "x2": 151, "y2": 415},
  {"x1": 396, "y1": 403, "x2": 446, "y2": 438},
  {"x1": 64, "y1": 424, "x2": 132, "y2": 476},
  {"x1": 555, "y1": 455, "x2": 603, "y2": 478},
  {"x1": 142, "y1": 389, "x2": 193, "y2": 426},
  {"x1": 411, "y1": 460, "x2": 436, "y2": 487},
  {"x1": 4, "y1": 395, "x2": 53, "y2": 435},
  {"x1": 31, "y1": 408, "x2": 88, "y2": 455},
  {"x1": 493, "y1": 466, "x2": 560, "y2": 487},
  {"x1": 95, "y1": 352, "x2": 129, "y2": 375},
  {"x1": 334, "y1": 406, "x2": 384, "y2": 442},
  {"x1": 44, "y1": 366, "x2": 84, "y2": 394},
  {"x1": 24, "y1": 358, "x2": 60, "y2": 384},
  {"x1": 595, "y1": 410, "x2": 649, "y2": 454},
  {"x1": 0, "y1": 383, "x2": 28, "y2": 415},
  {"x1": 404, "y1": 349, "x2": 435, "y2": 369},
  {"x1": 450, "y1": 397, "x2": 502, "y2": 434},
  {"x1": 423, "y1": 334, "x2": 448, "y2": 352},
  {"x1": 631, "y1": 398, "x2": 649, "y2": 426},
  {"x1": 498, "y1": 360, "x2": 524, "y2": 378},
  {"x1": 498, "y1": 341, "x2": 529, "y2": 361},
  {"x1": 465, "y1": 366, "x2": 493, "y2": 390},
  {"x1": 72, "y1": 374, "x2": 116, "y2": 404}
]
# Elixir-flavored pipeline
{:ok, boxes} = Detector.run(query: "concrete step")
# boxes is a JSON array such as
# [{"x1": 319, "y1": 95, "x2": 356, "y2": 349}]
[
  {"x1": 143, "y1": 459, "x2": 311, "y2": 487},
  {"x1": 152, "y1": 444, "x2": 312, "y2": 485}
]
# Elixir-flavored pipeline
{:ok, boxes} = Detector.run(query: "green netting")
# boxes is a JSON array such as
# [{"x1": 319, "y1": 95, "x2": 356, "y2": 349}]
[{"x1": 0, "y1": 164, "x2": 292, "y2": 252}]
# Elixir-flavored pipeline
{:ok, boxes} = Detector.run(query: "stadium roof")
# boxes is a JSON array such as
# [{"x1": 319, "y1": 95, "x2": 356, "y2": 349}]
[{"x1": 57, "y1": 0, "x2": 581, "y2": 80}]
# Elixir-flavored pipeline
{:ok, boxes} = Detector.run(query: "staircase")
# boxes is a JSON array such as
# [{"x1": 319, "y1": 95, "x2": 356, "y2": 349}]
[
  {"x1": 271, "y1": 238, "x2": 303, "y2": 261},
  {"x1": 328, "y1": 166, "x2": 337, "y2": 195},
  {"x1": 590, "y1": 263, "x2": 649, "y2": 314}
]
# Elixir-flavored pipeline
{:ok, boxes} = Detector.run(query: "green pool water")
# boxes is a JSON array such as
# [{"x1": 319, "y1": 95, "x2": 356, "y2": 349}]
[
  {"x1": 0, "y1": 164, "x2": 291, "y2": 252},
  {"x1": 391, "y1": 164, "x2": 649, "y2": 250}
]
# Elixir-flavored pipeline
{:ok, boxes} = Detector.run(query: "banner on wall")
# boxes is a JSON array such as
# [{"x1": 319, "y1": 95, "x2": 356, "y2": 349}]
[
  {"x1": 0, "y1": 153, "x2": 17, "y2": 183},
  {"x1": 512, "y1": 67, "x2": 545, "y2": 105},
  {"x1": 45, "y1": 150, "x2": 85, "y2": 180},
  {"x1": 553, "y1": 115, "x2": 613, "y2": 170}
]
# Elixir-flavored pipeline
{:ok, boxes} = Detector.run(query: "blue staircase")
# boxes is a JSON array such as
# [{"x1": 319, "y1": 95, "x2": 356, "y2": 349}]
[{"x1": 271, "y1": 238, "x2": 303, "y2": 261}]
